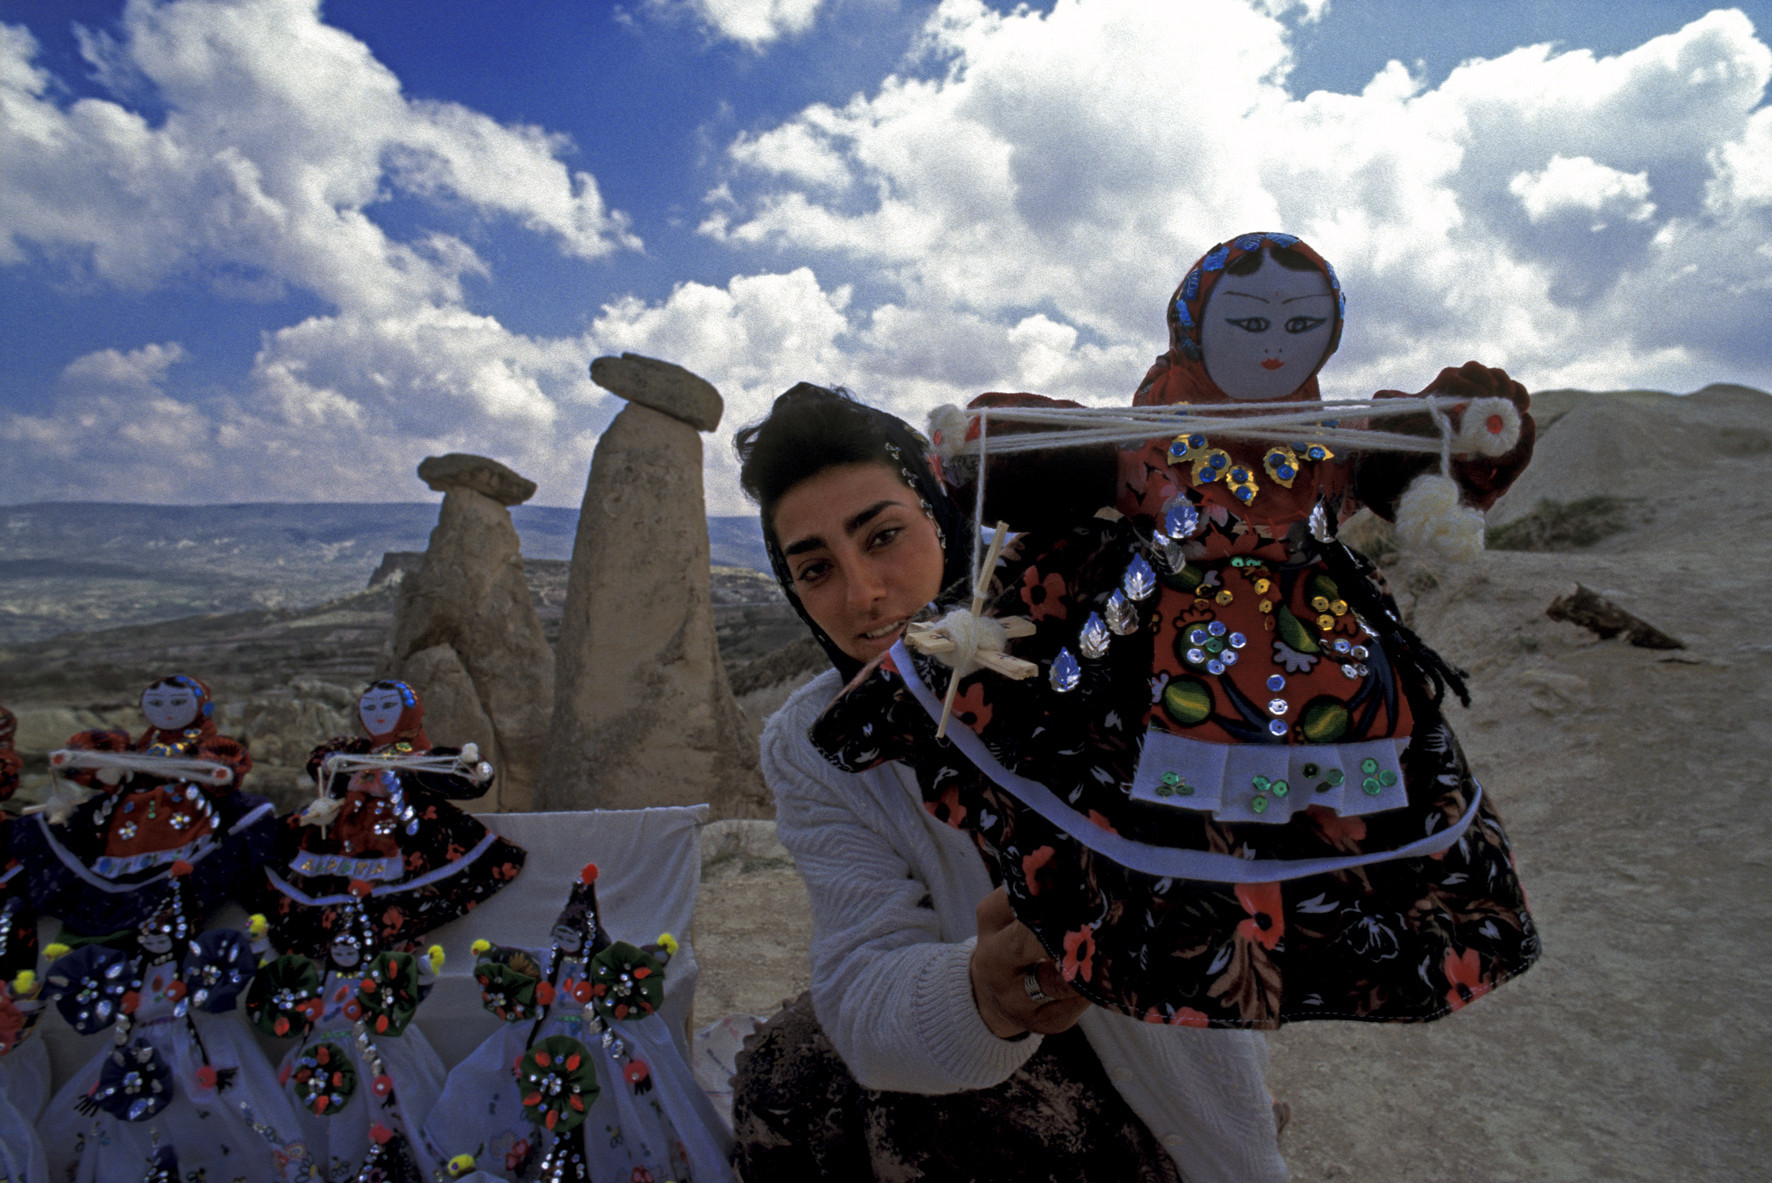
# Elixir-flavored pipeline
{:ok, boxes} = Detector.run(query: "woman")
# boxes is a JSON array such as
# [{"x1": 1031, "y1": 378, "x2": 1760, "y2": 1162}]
[{"x1": 729, "y1": 383, "x2": 1287, "y2": 1183}]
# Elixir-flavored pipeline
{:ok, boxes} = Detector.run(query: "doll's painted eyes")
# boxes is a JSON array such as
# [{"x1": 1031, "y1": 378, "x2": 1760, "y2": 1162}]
[
  {"x1": 1224, "y1": 316, "x2": 1271, "y2": 333},
  {"x1": 1285, "y1": 316, "x2": 1328, "y2": 334}
]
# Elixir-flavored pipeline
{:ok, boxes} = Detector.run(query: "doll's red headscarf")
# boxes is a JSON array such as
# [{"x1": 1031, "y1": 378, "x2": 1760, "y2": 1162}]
[{"x1": 1132, "y1": 231, "x2": 1346, "y2": 409}]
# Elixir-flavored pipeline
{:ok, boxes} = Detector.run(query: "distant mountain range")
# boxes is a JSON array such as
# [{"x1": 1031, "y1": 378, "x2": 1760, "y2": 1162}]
[{"x1": 0, "y1": 502, "x2": 770, "y2": 645}]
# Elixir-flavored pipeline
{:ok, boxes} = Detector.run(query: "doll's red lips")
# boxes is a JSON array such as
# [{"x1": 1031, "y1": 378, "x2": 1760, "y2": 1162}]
[{"x1": 1261, "y1": 359, "x2": 1285, "y2": 370}]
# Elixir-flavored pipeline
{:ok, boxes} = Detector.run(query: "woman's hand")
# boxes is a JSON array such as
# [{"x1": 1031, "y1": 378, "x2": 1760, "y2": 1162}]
[{"x1": 969, "y1": 887, "x2": 1091, "y2": 1039}]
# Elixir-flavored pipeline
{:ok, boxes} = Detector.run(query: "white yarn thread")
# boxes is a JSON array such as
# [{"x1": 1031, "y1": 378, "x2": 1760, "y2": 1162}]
[
  {"x1": 1452, "y1": 397, "x2": 1521, "y2": 458},
  {"x1": 926, "y1": 606, "x2": 1010, "y2": 675},
  {"x1": 46, "y1": 749, "x2": 234, "y2": 786}
]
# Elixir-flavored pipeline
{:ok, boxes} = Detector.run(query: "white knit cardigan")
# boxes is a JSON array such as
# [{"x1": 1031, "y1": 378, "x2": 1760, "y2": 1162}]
[{"x1": 762, "y1": 670, "x2": 1289, "y2": 1183}]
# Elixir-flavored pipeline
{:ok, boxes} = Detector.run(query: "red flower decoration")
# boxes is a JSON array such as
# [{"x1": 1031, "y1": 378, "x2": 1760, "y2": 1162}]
[
  {"x1": 1020, "y1": 846, "x2": 1055, "y2": 896},
  {"x1": 1235, "y1": 881, "x2": 1284, "y2": 951},
  {"x1": 195, "y1": 1064, "x2": 218, "y2": 1090},
  {"x1": 1142, "y1": 1006, "x2": 1209, "y2": 1028},
  {"x1": 368, "y1": 1123, "x2": 394, "y2": 1145},
  {"x1": 950, "y1": 680, "x2": 993, "y2": 732},
  {"x1": 1061, "y1": 926, "x2": 1096, "y2": 984},
  {"x1": 1443, "y1": 948, "x2": 1488, "y2": 1011},
  {"x1": 372, "y1": 1074, "x2": 393, "y2": 1097},
  {"x1": 535, "y1": 981, "x2": 556, "y2": 1006},
  {"x1": 923, "y1": 785, "x2": 967, "y2": 829},
  {"x1": 1021, "y1": 567, "x2": 1070, "y2": 623},
  {"x1": 623, "y1": 1060, "x2": 650, "y2": 1086}
]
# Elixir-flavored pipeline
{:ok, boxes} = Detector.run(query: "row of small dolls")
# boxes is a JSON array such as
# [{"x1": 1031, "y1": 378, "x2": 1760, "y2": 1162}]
[{"x1": 0, "y1": 685, "x2": 730, "y2": 1183}]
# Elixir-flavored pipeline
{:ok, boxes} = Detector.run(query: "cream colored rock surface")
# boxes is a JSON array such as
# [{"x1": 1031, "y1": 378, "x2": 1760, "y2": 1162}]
[
  {"x1": 688, "y1": 389, "x2": 1772, "y2": 1181},
  {"x1": 536, "y1": 400, "x2": 768, "y2": 818},
  {"x1": 388, "y1": 472, "x2": 555, "y2": 811}
]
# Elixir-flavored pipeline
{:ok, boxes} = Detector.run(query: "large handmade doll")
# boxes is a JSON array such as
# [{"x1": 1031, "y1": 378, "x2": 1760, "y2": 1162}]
[
  {"x1": 813, "y1": 231, "x2": 1541, "y2": 1028},
  {"x1": 422, "y1": 864, "x2": 732, "y2": 1183},
  {"x1": 256, "y1": 679, "x2": 526, "y2": 959},
  {"x1": 15, "y1": 675, "x2": 276, "y2": 939},
  {"x1": 38, "y1": 863, "x2": 313, "y2": 1182}
]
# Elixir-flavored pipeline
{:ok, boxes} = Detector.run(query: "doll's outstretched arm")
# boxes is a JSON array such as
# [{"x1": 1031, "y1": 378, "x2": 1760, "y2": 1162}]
[{"x1": 1353, "y1": 362, "x2": 1536, "y2": 519}]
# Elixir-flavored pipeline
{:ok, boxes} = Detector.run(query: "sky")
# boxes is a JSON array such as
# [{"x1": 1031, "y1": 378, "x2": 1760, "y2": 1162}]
[{"x1": 2, "y1": 0, "x2": 1769, "y2": 512}]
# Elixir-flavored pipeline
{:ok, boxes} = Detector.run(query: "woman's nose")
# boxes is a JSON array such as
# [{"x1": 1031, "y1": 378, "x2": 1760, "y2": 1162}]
[{"x1": 846, "y1": 561, "x2": 887, "y2": 609}]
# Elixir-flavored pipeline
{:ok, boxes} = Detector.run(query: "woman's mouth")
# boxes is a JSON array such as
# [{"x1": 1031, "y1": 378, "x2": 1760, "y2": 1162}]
[
  {"x1": 862, "y1": 618, "x2": 908, "y2": 641},
  {"x1": 1260, "y1": 359, "x2": 1285, "y2": 370}
]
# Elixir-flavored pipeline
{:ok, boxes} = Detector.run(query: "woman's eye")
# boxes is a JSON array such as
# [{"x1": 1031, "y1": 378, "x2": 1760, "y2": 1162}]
[
  {"x1": 868, "y1": 525, "x2": 903, "y2": 551},
  {"x1": 1224, "y1": 316, "x2": 1270, "y2": 333},
  {"x1": 1285, "y1": 316, "x2": 1327, "y2": 333},
  {"x1": 794, "y1": 560, "x2": 831, "y2": 586}
]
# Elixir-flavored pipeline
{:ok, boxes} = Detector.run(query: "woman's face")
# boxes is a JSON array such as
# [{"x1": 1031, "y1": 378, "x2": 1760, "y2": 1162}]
[
  {"x1": 772, "y1": 462, "x2": 946, "y2": 664},
  {"x1": 1200, "y1": 253, "x2": 1336, "y2": 401}
]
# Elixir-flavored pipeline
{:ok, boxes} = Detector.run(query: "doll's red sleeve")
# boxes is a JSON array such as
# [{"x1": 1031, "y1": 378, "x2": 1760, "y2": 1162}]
[{"x1": 1352, "y1": 362, "x2": 1537, "y2": 519}]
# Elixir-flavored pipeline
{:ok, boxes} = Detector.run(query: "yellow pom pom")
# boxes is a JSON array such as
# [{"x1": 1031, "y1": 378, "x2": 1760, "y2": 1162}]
[
  {"x1": 12, "y1": 971, "x2": 36, "y2": 996},
  {"x1": 470, "y1": 939, "x2": 492, "y2": 957},
  {"x1": 43, "y1": 943, "x2": 71, "y2": 962},
  {"x1": 446, "y1": 1153, "x2": 477, "y2": 1176},
  {"x1": 657, "y1": 932, "x2": 679, "y2": 957},
  {"x1": 427, "y1": 944, "x2": 445, "y2": 974},
  {"x1": 248, "y1": 913, "x2": 269, "y2": 938}
]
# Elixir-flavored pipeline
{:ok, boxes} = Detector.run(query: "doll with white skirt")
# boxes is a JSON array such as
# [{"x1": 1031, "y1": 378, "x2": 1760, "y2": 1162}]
[{"x1": 423, "y1": 863, "x2": 733, "y2": 1183}]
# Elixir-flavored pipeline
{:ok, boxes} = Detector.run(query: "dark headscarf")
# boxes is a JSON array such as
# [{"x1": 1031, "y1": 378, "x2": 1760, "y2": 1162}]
[{"x1": 754, "y1": 385, "x2": 974, "y2": 681}]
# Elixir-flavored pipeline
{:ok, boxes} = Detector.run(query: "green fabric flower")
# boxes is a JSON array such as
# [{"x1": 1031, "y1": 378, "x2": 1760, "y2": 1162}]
[
  {"x1": 588, "y1": 941, "x2": 666, "y2": 1023},
  {"x1": 289, "y1": 1040, "x2": 355, "y2": 1115},
  {"x1": 517, "y1": 1035, "x2": 600, "y2": 1134},
  {"x1": 244, "y1": 954, "x2": 322, "y2": 1040},
  {"x1": 358, "y1": 950, "x2": 421, "y2": 1037}
]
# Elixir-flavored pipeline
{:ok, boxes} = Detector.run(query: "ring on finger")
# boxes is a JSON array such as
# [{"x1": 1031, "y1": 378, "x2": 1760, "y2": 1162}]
[{"x1": 1023, "y1": 965, "x2": 1055, "y2": 1005}]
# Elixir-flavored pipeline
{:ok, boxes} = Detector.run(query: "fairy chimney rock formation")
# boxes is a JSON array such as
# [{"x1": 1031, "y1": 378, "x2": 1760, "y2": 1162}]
[
  {"x1": 535, "y1": 354, "x2": 768, "y2": 817},
  {"x1": 387, "y1": 453, "x2": 555, "y2": 811}
]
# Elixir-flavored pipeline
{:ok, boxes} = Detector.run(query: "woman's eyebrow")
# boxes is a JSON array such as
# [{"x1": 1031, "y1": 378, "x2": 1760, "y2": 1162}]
[{"x1": 781, "y1": 498, "x2": 901, "y2": 558}]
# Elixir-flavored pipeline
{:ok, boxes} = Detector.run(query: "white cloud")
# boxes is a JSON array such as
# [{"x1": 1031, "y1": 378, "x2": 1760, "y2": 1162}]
[
  {"x1": 653, "y1": 0, "x2": 825, "y2": 49},
  {"x1": 0, "y1": 0, "x2": 642, "y2": 505},
  {"x1": 1508, "y1": 155, "x2": 1656, "y2": 228},
  {"x1": 702, "y1": 0, "x2": 1772, "y2": 415}
]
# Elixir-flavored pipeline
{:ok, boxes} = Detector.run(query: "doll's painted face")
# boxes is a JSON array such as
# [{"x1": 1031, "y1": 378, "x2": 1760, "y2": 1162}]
[
  {"x1": 141, "y1": 683, "x2": 200, "y2": 731},
  {"x1": 139, "y1": 930, "x2": 174, "y2": 957},
  {"x1": 359, "y1": 687, "x2": 406, "y2": 737},
  {"x1": 1201, "y1": 252, "x2": 1336, "y2": 401},
  {"x1": 329, "y1": 937, "x2": 363, "y2": 970},
  {"x1": 551, "y1": 923, "x2": 585, "y2": 954}
]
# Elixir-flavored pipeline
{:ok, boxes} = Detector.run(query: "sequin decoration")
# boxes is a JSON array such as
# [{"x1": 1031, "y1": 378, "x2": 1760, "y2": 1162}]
[
  {"x1": 1122, "y1": 556, "x2": 1157, "y2": 602},
  {"x1": 1167, "y1": 434, "x2": 1236, "y2": 489},
  {"x1": 1268, "y1": 719, "x2": 1288, "y2": 737},
  {"x1": 1224, "y1": 465, "x2": 1258, "y2": 504},
  {"x1": 1162, "y1": 497, "x2": 1201, "y2": 540},
  {"x1": 1262, "y1": 444, "x2": 1300, "y2": 488},
  {"x1": 1049, "y1": 648, "x2": 1081, "y2": 693},
  {"x1": 1105, "y1": 590, "x2": 1138, "y2": 636},
  {"x1": 1156, "y1": 770, "x2": 1195, "y2": 798},
  {"x1": 1077, "y1": 613, "x2": 1111, "y2": 660},
  {"x1": 1309, "y1": 501, "x2": 1333, "y2": 543},
  {"x1": 1267, "y1": 698, "x2": 1289, "y2": 716}
]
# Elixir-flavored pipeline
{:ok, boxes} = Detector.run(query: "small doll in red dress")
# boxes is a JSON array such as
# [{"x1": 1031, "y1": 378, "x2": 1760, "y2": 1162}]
[
  {"x1": 16, "y1": 675, "x2": 275, "y2": 940},
  {"x1": 255, "y1": 678, "x2": 526, "y2": 960},
  {"x1": 813, "y1": 231, "x2": 1541, "y2": 1028}
]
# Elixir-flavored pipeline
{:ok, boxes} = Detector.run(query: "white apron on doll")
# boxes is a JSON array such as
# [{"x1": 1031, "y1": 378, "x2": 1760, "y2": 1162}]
[
  {"x1": 423, "y1": 864, "x2": 732, "y2": 1183},
  {"x1": 40, "y1": 871, "x2": 313, "y2": 1183}
]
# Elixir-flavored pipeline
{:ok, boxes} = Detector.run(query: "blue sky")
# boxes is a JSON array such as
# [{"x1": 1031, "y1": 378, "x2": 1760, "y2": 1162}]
[{"x1": 3, "y1": 0, "x2": 1768, "y2": 510}]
